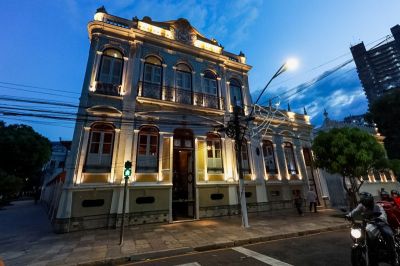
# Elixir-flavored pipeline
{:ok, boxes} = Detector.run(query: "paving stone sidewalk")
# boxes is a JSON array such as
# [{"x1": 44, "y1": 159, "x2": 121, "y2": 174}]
[{"x1": 0, "y1": 200, "x2": 348, "y2": 266}]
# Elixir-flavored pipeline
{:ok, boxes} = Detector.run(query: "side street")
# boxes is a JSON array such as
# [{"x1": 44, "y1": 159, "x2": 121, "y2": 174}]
[{"x1": 0, "y1": 200, "x2": 346, "y2": 266}]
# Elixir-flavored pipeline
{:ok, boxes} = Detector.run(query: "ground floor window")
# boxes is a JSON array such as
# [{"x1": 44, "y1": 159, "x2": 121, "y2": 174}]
[
  {"x1": 207, "y1": 133, "x2": 223, "y2": 173},
  {"x1": 136, "y1": 126, "x2": 159, "y2": 173}
]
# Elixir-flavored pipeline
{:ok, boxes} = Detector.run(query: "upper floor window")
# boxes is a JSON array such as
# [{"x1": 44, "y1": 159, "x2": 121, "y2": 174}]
[
  {"x1": 284, "y1": 142, "x2": 298, "y2": 175},
  {"x1": 136, "y1": 126, "x2": 159, "y2": 173},
  {"x1": 86, "y1": 123, "x2": 115, "y2": 168},
  {"x1": 229, "y1": 79, "x2": 243, "y2": 108},
  {"x1": 98, "y1": 49, "x2": 123, "y2": 85},
  {"x1": 175, "y1": 63, "x2": 192, "y2": 91},
  {"x1": 207, "y1": 133, "x2": 223, "y2": 173},
  {"x1": 203, "y1": 71, "x2": 218, "y2": 95},
  {"x1": 144, "y1": 56, "x2": 162, "y2": 85},
  {"x1": 262, "y1": 140, "x2": 277, "y2": 175}
]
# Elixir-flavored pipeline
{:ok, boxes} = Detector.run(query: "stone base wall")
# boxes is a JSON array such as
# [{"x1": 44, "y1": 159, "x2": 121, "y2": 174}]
[{"x1": 53, "y1": 210, "x2": 170, "y2": 233}]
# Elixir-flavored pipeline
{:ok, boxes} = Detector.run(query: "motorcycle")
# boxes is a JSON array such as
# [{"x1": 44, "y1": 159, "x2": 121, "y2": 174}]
[{"x1": 349, "y1": 216, "x2": 400, "y2": 266}]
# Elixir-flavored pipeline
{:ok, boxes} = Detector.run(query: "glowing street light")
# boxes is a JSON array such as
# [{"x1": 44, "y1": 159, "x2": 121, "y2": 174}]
[{"x1": 251, "y1": 58, "x2": 299, "y2": 116}]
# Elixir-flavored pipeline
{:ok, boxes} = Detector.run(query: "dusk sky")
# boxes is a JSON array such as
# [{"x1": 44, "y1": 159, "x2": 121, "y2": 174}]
[{"x1": 1, "y1": 0, "x2": 400, "y2": 141}]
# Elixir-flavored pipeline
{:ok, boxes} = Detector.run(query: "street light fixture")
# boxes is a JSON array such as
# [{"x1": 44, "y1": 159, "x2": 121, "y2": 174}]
[
  {"x1": 250, "y1": 58, "x2": 299, "y2": 118},
  {"x1": 221, "y1": 58, "x2": 299, "y2": 228}
]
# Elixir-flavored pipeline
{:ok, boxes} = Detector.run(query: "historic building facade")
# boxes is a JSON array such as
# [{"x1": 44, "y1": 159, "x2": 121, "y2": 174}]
[{"x1": 54, "y1": 7, "x2": 318, "y2": 232}]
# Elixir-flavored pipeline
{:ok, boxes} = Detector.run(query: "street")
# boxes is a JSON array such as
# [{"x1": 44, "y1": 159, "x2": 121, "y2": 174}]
[{"x1": 125, "y1": 230, "x2": 351, "y2": 266}]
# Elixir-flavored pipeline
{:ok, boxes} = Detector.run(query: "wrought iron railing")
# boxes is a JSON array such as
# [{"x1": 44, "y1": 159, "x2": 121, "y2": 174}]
[
  {"x1": 137, "y1": 81, "x2": 224, "y2": 110},
  {"x1": 95, "y1": 82, "x2": 121, "y2": 96}
]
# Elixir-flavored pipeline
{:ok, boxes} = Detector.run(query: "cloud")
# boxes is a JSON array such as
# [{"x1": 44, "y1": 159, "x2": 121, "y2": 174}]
[{"x1": 251, "y1": 66, "x2": 369, "y2": 127}]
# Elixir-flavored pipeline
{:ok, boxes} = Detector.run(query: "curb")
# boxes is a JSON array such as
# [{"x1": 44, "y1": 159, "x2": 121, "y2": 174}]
[{"x1": 78, "y1": 223, "x2": 348, "y2": 266}]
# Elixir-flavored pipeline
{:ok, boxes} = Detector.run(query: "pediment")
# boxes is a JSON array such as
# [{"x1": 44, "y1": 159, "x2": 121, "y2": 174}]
[{"x1": 87, "y1": 105, "x2": 122, "y2": 117}]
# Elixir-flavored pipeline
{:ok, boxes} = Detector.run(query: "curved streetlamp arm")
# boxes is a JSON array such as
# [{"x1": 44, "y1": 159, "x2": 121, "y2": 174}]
[{"x1": 248, "y1": 63, "x2": 287, "y2": 119}]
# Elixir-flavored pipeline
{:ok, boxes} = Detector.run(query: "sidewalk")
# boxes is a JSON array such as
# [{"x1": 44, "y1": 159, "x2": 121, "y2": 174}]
[{"x1": 0, "y1": 200, "x2": 348, "y2": 266}]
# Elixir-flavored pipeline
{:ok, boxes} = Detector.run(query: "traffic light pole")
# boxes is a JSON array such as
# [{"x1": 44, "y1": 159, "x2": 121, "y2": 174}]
[
  {"x1": 120, "y1": 161, "x2": 132, "y2": 246},
  {"x1": 119, "y1": 175, "x2": 128, "y2": 245}
]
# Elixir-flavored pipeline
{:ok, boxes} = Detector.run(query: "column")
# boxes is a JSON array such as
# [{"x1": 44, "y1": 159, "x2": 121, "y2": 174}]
[
  {"x1": 158, "y1": 132, "x2": 165, "y2": 182},
  {"x1": 90, "y1": 51, "x2": 103, "y2": 91},
  {"x1": 131, "y1": 129, "x2": 140, "y2": 182},
  {"x1": 75, "y1": 127, "x2": 91, "y2": 184},
  {"x1": 110, "y1": 128, "x2": 121, "y2": 183}
]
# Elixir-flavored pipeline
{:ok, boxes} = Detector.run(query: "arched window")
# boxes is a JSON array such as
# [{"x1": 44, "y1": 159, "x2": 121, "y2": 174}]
[
  {"x1": 175, "y1": 63, "x2": 192, "y2": 91},
  {"x1": 284, "y1": 142, "x2": 298, "y2": 175},
  {"x1": 206, "y1": 133, "x2": 223, "y2": 173},
  {"x1": 241, "y1": 142, "x2": 251, "y2": 174},
  {"x1": 262, "y1": 140, "x2": 277, "y2": 174},
  {"x1": 175, "y1": 63, "x2": 192, "y2": 105},
  {"x1": 98, "y1": 49, "x2": 123, "y2": 85},
  {"x1": 229, "y1": 79, "x2": 243, "y2": 108},
  {"x1": 143, "y1": 56, "x2": 162, "y2": 85},
  {"x1": 86, "y1": 123, "x2": 115, "y2": 169},
  {"x1": 203, "y1": 71, "x2": 218, "y2": 96},
  {"x1": 136, "y1": 126, "x2": 159, "y2": 173}
]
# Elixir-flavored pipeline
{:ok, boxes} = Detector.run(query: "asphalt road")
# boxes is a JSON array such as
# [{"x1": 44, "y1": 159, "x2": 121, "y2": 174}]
[{"x1": 125, "y1": 229, "x2": 352, "y2": 266}]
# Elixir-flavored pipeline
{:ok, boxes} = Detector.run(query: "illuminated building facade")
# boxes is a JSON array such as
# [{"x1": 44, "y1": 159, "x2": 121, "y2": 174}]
[
  {"x1": 350, "y1": 24, "x2": 400, "y2": 105},
  {"x1": 54, "y1": 7, "x2": 319, "y2": 232}
]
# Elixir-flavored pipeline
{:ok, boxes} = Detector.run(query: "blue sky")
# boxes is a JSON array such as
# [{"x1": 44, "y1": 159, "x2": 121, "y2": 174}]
[{"x1": 1, "y1": 0, "x2": 400, "y2": 140}]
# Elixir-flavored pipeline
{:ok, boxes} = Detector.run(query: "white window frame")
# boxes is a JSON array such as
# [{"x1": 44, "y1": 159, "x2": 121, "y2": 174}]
[
  {"x1": 207, "y1": 138, "x2": 223, "y2": 173},
  {"x1": 263, "y1": 141, "x2": 277, "y2": 174},
  {"x1": 136, "y1": 128, "x2": 159, "y2": 173}
]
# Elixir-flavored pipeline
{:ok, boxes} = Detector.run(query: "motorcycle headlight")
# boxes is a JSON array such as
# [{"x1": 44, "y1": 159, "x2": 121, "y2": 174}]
[{"x1": 351, "y1": 228, "x2": 362, "y2": 239}]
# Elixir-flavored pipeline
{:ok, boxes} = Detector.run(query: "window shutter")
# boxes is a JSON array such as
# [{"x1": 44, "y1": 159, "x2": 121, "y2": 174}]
[
  {"x1": 111, "y1": 60, "x2": 122, "y2": 84},
  {"x1": 99, "y1": 57, "x2": 112, "y2": 83}
]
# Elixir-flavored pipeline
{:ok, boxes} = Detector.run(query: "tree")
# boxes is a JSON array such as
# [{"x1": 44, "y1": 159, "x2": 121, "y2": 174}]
[
  {"x1": 312, "y1": 127, "x2": 387, "y2": 208},
  {"x1": 367, "y1": 89, "x2": 400, "y2": 160},
  {"x1": 0, "y1": 121, "x2": 51, "y2": 198},
  {"x1": 0, "y1": 170, "x2": 23, "y2": 204}
]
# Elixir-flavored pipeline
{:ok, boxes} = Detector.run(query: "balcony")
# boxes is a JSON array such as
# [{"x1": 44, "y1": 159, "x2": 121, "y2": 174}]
[
  {"x1": 95, "y1": 82, "x2": 121, "y2": 96},
  {"x1": 137, "y1": 81, "x2": 224, "y2": 110}
]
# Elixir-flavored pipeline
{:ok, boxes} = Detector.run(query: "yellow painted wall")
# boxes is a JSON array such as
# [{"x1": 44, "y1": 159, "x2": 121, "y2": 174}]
[
  {"x1": 161, "y1": 137, "x2": 171, "y2": 182},
  {"x1": 197, "y1": 140, "x2": 205, "y2": 182},
  {"x1": 82, "y1": 174, "x2": 108, "y2": 183}
]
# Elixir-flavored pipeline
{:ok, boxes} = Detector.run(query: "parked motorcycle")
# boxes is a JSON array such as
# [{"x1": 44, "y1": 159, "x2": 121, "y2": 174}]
[{"x1": 349, "y1": 216, "x2": 400, "y2": 266}]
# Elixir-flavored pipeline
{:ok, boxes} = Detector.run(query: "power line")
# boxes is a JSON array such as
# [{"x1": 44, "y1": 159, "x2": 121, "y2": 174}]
[{"x1": 0, "y1": 81, "x2": 80, "y2": 95}]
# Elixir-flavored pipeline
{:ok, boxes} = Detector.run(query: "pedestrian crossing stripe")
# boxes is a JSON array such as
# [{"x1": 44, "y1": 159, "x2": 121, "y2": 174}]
[
  {"x1": 174, "y1": 262, "x2": 202, "y2": 266},
  {"x1": 232, "y1": 246, "x2": 293, "y2": 266}
]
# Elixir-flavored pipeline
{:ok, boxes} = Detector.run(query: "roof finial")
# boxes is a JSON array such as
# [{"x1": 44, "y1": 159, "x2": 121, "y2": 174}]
[
  {"x1": 287, "y1": 102, "x2": 291, "y2": 112},
  {"x1": 96, "y1": 6, "x2": 107, "y2": 14},
  {"x1": 303, "y1": 107, "x2": 307, "y2": 115},
  {"x1": 323, "y1": 108, "x2": 328, "y2": 118}
]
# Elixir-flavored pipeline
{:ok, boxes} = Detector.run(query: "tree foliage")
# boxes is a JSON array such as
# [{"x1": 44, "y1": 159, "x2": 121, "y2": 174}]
[
  {"x1": 367, "y1": 89, "x2": 400, "y2": 160},
  {"x1": 0, "y1": 121, "x2": 51, "y2": 197},
  {"x1": 312, "y1": 127, "x2": 387, "y2": 207}
]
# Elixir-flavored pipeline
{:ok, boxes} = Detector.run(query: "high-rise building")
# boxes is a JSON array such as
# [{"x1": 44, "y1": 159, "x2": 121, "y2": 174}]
[{"x1": 350, "y1": 24, "x2": 400, "y2": 105}]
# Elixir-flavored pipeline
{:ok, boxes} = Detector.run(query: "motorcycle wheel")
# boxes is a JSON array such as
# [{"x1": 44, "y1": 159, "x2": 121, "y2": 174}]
[{"x1": 351, "y1": 248, "x2": 368, "y2": 266}]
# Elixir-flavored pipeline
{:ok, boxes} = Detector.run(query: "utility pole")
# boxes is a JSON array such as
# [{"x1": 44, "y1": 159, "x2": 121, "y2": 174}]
[
  {"x1": 220, "y1": 105, "x2": 250, "y2": 228},
  {"x1": 120, "y1": 161, "x2": 132, "y2": 245},
  {"x1": 233, "y1": 106, "x2": 250, "y2": 228}
]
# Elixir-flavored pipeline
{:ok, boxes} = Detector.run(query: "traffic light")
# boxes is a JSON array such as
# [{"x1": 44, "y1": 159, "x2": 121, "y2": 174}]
[{"x1": 124, "y1": 161, "x2": 132, "y2": 177}]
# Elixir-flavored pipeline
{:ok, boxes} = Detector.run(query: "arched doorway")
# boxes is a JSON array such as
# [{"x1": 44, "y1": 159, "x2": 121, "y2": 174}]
[{"x1": 172, "y1": 128, "x2": 195, "y2": 221}]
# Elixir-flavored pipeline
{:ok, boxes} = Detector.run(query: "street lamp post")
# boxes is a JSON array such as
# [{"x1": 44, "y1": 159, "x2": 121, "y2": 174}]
[{"x1": 221, "y1": 58, "x2": 298, "y2": 228}]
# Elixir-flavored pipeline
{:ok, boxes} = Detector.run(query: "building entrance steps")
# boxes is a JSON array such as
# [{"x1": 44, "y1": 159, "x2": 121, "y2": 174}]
[{"x1": 0, "y1": 200, "x2": 348, "y2": 266}]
